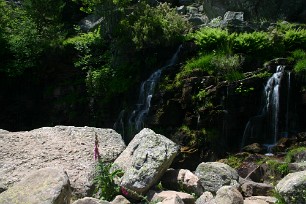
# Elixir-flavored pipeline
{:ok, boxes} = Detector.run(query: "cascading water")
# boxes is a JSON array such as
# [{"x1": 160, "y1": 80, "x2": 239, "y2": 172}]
[
  {"x1": 128, "y1": 70, "x2": 162, "y2": 131},
  {"x1": 241, "y1": 65, "x2": 290, "y2": 152},
  {"x1": 114, "y1": 45, "x2": 182, "y2": 140},
  {"x1": 264, "y1": 65, "x2": 284, "y2": 144},
  {"x1": 128, "y1": 45, "x2": 182, "y2": 131}
]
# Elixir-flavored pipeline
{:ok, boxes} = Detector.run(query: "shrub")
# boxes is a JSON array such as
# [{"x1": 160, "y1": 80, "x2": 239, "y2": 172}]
[
  {"x1": 0, "y1": 1, "x2": 43, "y2": 75},
  {"x1": 285, "y1": 146, "x2": 306, "y2": 163},
  {"x1": 225, "y1": 71, "x2": 245, "y2": 82},
  {"x1": 121, "y1": 2, "x2": 190, "y2": 50},
  {"x1": 294, "y1": 59, "x2": 306, "y2": 73},
  {"x1": 274, "y1": 189, "x2": 287, "y2": 204},
  {"x1": 284, "y1": 29, "x2": 306, "y2": 51},
  {"x1": 233, "y1": 31, "x2": 273, "y2": 55},
  {"x1": 188, "y1": 27, "x2": 230, "y2": 52},
  {"x1": 94, "y1": 160, "x2": 123, "y2": 201},
  {"x1": 224, "y1": 155, "x2": 244, "y2": 169},
  {"x1": 266, "y1": 159, "x2": 289, "y2": 177},
  {"x1": 184, "y1": 53, "x2": 215, "y2": 74},
  {"x1": 210, "y1": 53, "x2": 244, "y2": 81},
  {"x1": 193, "y1": 89, "x2": 208, "y2": 101},
  {"x1": 291, "y1": 49, "x2": 306, "y2": 61}
]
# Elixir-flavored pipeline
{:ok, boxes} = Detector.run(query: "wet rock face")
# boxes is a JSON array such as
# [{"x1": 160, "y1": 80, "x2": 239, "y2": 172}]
[
  {"x1": 0, "y1": 126, "x2": 126, "y2": 197},
  {"x1": 201, "y1": 0, "x2": 306, "y2": 23}
]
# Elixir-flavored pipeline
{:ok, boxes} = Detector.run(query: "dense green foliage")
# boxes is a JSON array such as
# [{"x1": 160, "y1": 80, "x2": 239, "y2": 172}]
[
  {"x1": 175, "y1": 24, "x2": 306, "y2": 87},
  {"x1": 121, "y1": 2, "x2": 190, "y2": 50},
  {"x1": 94, "y1": 160, "x2": 123, "y2": 201},
  {"x1": 0, "y1": 1, "x2": 43, "y2": 75},
  {"x1": 61, "y1": 1, "x2": 190, "y2": 102}
]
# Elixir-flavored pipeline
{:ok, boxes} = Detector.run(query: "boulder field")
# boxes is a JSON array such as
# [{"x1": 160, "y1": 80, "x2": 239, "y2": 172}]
[{"x1": 1, "y1": 126, "x2": 306, "y2": 203}]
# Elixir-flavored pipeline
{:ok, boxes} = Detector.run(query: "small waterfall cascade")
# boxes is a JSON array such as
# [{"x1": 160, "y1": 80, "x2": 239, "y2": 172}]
[
  {"x1": 128, "y1": 69, "x2": 162, "y2": 131},
  {"x1": 241, "y1": 65, "x2": 292, "y2": 152},
  {"x1": 128, "y1": 45, "x2": 182, "y2": 131},
  {"x1": 114, "y1": 45, "x2": 182, "y2": 140},
  {"x1": 264, "y1": 65, "x2": 284, "y2": 144}
]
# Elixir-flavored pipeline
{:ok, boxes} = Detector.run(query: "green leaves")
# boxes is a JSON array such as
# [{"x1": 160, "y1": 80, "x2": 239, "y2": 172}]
[
  {"x1": 123, "y1": 2, "x2": 190, "y2": 50},
  {"x1": 0, "y1": 0, "x2": 43, "y2": 75},
  {"x1": 188, "y1": 27, "x2": 229, "y2": 52},
  {"x1": 284, "y1": 29, "x2": 306, "y2": 51},
  {"x1": 94, "y1": 160, "x2": 123, "y2": 201},
  {"x1": 233, "y1": 31, "x2": 273, "y2": 55}
]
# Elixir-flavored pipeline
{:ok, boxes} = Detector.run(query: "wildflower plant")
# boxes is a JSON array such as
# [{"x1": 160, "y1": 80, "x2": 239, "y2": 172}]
[{"x1": 93, "y1": 134, "x2": 123, "y2": 201}]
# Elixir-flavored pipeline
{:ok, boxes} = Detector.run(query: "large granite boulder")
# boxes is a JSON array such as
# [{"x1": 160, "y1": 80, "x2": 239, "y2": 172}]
[
  {"x1": 0, "y1": 126, "x2": 126, "y2": 197},
  {"x1": 288, "y1": 162, "x2": 306, "y2": 173},
  {"x1": 195, "y1": 162, "x2": 239, "y2": 193},
  {"x1": 72, "y1": 197, "x2": 110, "y2": 204},
  {"x1": 147, "y1": 190, "x2": 195, "y2": 204},
  {"x1": 161, "y1": 169, "x2": 203, "y2": 196},
  {"x1": 276, "y1": 170, "x2": 306, "y2": 203},
  {"x1": 244, "y1": 196, "x2": 277, "y2": 204},
  {"x1": 240, "y1": 179, "x2": 273, "y2": 196},
  {"x1": 159, "y1": 195, "x2": 184, "y2": 204},
  {"x1": 114, "y1": 128, "x2": 179, "y2": 199},
  {"x1": 0, "y1": 167, "x2": 71, "y2": 204},
  {"x1": 111, "y1": 195, "x2": 131, "y2": 204},
  {"x1": 214, "y1": 186, "x2": 243, "y2": 204},
  {"x1": 195, "y1": 191, "x2": 215, "y2": 204}
]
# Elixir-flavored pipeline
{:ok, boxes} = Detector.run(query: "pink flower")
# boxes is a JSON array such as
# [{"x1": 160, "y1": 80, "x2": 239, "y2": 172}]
[
  {"x1": 94, "y1": 135, "x2": 100, "y2": 160},
  {"x1": 121, "y1": 186, "x2": 129, "y2": 196}
]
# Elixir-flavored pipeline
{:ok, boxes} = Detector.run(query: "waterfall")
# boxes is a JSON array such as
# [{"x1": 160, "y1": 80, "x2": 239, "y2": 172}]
[
  {"x1": 128, "y1": 45, "x2": 182, "y2": 132},
  {"x1": 241, "y1": 65, "x2": 287, "y2": 151},
  {"x1": 128, "y1": 70, "x2": 161, "y2": 131},
  {"x1": 264, "y1": 65, "x2": 284, "y2": 144},
  {"x1": 114, "y1": 45, "x2": 182, "y2": 139}
]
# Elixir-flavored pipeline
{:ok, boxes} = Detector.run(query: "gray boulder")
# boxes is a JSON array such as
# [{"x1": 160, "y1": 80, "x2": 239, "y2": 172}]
[
  {"x1": 244, "y1": 196, "x2": 277, "y2": 204},
  {"x1": 72, "y1": 197, "x2": 110, "y2": 204},
  {"x1": 161, "y1": 169, "x2": 203, "y2": 196},
  {"x1": 0, "y1": 129, "x2": 9, "y2": 134},
  {"x1": 290, "y1": 150, "x2": 306, "y2": 162},
  {"x1": 195, "y1": 162, "x2": 239, "y2": 193},
  {"x1": 114, "y1": 128, "x2": 179, "y2": 199},
  {"x1": 214, "y1": 186, "x2": 243, "y2": 204},
  {"x1": 159, "y1": 195, "x2": 184, "y2": 204},
  {"x1": 276, "y1": 170, "x2": 306, "y2": 203},
  {"x1": 0, "y1": 126, "x2": 126, "y2": 197},
  {"x1": 195, "y1": 191, "x2": 215, "y2": 204},
  {"x1": 0, "y1": 167, "x2": 71, "y2": 204},
  {"x1": 288, "y1": 162, "x2": 306, "y2": 173},
  {"x1": 111, "y1": 195, "x2": 131, "y2": 204},
  {"x1": 241, "y1": 179, "x2": 273, "y2": 196},
  {"x1": 201, "y1": 0, "x2": 306, "y2": 23},
  {"x1": 223, "y1": 11, "x2": 244, "y2": 22},
  {"x1": 147, "y1": 190, "x2": 195, "y2": 204}
]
